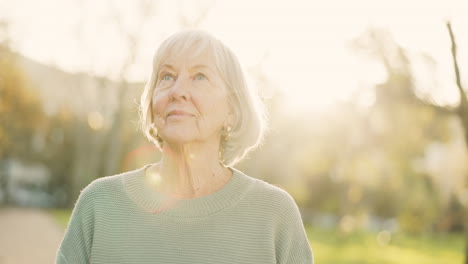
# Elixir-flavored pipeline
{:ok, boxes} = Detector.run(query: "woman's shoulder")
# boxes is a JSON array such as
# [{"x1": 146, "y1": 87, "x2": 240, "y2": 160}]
[
  {"x1": 243, "y1": 175, "x2": 306, "y2": 230},
  {"x1": 80, "y1": 167, "x2": 144, "y2": 197},
  {"x1": 239, "y1": 172, "x2": 299, "y2": 210}
]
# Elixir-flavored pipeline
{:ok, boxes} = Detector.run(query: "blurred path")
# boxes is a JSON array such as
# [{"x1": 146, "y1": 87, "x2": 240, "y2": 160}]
[{"x1": 0, "y1": 207, "x2": 64, "y2": 264}]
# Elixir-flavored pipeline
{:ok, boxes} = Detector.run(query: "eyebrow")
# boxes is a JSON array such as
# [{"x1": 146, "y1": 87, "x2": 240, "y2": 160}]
[{"x1": 160, "y1": 64, "x2": 176, "y2": 71}]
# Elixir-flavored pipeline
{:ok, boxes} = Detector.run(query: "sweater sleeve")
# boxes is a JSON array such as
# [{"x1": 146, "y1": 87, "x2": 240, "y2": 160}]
[
  {"x1": 275, "y1": 190, "x2": 314, "y2": 264},
  {"x1": 56, "y1": 182, "x2": 96, "y2": 264}
]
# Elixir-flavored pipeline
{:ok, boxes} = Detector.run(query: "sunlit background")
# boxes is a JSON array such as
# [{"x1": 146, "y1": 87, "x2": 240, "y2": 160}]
[{"x1": 1, "y1": 0, "x2": 467, "y2": 263}]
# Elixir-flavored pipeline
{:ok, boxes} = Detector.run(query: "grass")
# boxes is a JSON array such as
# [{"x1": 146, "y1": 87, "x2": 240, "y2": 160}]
[
  {"x1": 308, "y1": 225, "x2": 464, "y2": 264},
  {"x1": 48, "y1": 209, "x2": 464, "y2": 263}
]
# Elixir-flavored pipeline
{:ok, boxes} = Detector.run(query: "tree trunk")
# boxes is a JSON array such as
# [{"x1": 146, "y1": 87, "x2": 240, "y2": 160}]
[{"x1": 102, "y1": 82, "x2": 128, "y2": 177}]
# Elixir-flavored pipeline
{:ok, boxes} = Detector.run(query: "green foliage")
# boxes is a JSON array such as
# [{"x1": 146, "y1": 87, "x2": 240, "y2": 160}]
[
  {"x1": 0, "y1": 45, "x2": 45, "y2": 160},
  {"x1": 279, "y1": 28, "x2": 460, "y2": 234},
  {"x1": 308, "y1": 225, "x2": 463, "y2": 264},
  {"x1": 303, "y1": 175, "x2": 341, "y2": 214},
  {"x1": 397, "y1": 174, "x2": 442, "y2": 234},
  {"x1": 40, "y1": 106, "x2": 78, "y2": 206}
]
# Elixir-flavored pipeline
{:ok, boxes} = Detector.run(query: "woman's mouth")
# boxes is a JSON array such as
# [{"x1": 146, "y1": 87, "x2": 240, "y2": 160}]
[{"x1": 167, "y1": 110, "x2": 193, "y2": 120}]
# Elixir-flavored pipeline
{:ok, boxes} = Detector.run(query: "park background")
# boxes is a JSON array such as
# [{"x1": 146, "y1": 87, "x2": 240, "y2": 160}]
[{"x1": 1, "y1": 0, "x2": 467, "y2": 263}]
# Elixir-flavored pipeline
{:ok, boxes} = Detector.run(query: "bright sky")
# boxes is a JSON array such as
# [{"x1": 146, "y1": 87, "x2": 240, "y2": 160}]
[{"x1": 1, "y1": 0, "x2": 467, "y2": 112}]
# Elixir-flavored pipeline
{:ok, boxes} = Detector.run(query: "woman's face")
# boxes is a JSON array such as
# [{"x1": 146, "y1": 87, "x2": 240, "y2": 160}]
[{"x1": 151, "y1": 48, "x2": 232, "y2": 146}]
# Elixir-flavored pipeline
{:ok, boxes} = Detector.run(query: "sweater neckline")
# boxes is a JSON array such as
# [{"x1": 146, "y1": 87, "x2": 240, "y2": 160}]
[{"x1": 122, "y1": 164, "x2": 254, "y2": 218}]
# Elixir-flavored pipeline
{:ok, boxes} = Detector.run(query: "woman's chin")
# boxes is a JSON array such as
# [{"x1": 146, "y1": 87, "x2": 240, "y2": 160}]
[{"x1": 160, "y1": 135, "x2": 196, "y2": 146}]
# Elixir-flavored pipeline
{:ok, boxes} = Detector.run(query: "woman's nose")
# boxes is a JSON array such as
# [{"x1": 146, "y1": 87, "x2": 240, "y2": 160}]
[{"x1": 169, "y1": 74, "x2": 190, "y2": 101}]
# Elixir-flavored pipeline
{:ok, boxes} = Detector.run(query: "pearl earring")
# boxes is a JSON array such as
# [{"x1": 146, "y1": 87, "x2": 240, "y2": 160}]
[
  {"x1": 223, "y1": 125, "x2": 232, "y2": 141},
  {"x1": 148, "y1": 123, "x2": 163, "y2": 144}
]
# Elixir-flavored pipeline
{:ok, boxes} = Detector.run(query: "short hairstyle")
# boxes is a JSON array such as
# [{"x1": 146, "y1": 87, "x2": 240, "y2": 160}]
[{"x1": 139, "y1": 30, "x2": 267, "y2": 166}]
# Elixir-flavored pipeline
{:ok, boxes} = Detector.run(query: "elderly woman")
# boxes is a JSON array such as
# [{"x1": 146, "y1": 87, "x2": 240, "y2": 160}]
[{"x1": 56, "y1": 30, "x2": 313, "y2": 264}]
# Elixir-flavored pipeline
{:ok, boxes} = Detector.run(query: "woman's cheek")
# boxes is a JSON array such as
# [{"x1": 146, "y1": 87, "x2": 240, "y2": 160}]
[
  {"x1": 151, "y1": 98, "x2": 167, "y2": 128},
  {"x1": 154, "y1": 113, "x2": 166, "y2": 129}
]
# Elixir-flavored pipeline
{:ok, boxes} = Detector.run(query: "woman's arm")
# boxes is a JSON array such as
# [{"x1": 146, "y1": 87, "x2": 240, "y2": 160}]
[
  {"x1": 274, "y1": 190, "x2": 314, "y2": 264},
  {"x1": 56, "y1": 182, "x2": 96, "y2": 264}
]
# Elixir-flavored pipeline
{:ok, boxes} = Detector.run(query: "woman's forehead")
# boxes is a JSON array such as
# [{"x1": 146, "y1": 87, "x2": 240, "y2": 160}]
[{"x1": 159, "y1": 47, "x2": 216, "y2": 70}]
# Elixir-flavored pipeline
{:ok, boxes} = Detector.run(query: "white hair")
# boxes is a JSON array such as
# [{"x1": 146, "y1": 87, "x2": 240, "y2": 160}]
[{"x1": 139, "y1": 30, "x2": 267, "y2": 166}]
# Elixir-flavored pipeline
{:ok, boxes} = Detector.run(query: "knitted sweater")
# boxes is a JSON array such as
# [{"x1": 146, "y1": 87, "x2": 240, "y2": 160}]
[{"x1": 56, "y1": 164, "x2": 313, "y2": 264}]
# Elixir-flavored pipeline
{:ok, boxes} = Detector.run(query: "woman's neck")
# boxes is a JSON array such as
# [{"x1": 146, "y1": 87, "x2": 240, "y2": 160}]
[{"x1": 146, "y1": 140, "x2": 232, "y2": 199}]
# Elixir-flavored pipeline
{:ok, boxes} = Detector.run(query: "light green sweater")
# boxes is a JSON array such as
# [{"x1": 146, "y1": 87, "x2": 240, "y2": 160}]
[{"x1": 56, "y1": 165, "x2": 313, "y2": 263}]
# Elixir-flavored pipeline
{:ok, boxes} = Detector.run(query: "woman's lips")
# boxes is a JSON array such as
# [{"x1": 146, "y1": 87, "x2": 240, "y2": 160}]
[{"x1": 167, "y1": 110, "x2": 193, "y2": 120}]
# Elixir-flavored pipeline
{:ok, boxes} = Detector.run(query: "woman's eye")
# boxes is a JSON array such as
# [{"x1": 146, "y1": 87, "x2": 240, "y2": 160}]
[
  {"x1": 194, "y1": 73, "x2": 207, "y2": 80},
  {"x1": 161, "y1": 74, "x2": 174, "y2": 81}
]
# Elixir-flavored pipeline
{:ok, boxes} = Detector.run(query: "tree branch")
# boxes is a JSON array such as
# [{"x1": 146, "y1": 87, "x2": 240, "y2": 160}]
[
  {"x1": 446, "y1": 21, "x2": 467, "y2": 111},
  {"x1": 416, "y1": 94, "x2": 457, "y2": 115}
]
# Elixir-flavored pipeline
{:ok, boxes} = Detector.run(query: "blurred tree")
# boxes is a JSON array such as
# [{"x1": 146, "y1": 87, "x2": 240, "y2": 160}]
[
  {"x1": 57, "y1": 0, "x2": 160, "y2": 203},
  {"x1": 299, "y1": 27, "x2": 454, "y2": 233},
  {"x1": 40, "y1": 106, "x2": 77, "y2": 207},
  {"x1": 420, "y1": 21, "x2": 468, "y2": 264},
  {"x1": 98, "y1": 0, "x2": 156, "y2": 177},
  {"x1": 0, "y1": 21, "x2": 46, "y2": 204},
  {"x1": 354, "y1": 21, "x2": 468, "y2": 262}
]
